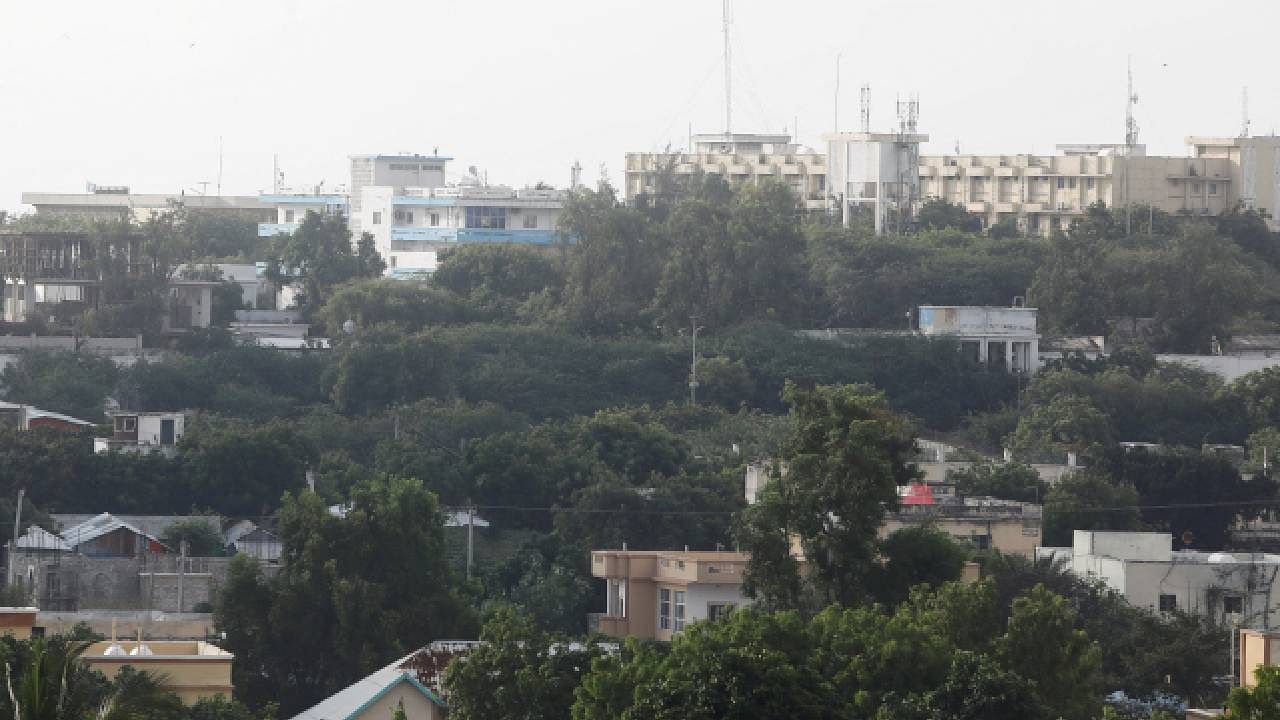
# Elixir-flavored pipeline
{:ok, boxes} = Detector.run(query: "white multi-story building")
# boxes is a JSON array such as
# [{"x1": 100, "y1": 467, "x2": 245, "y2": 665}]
[
  {"x1": 348, "y1": 153, "x2": 451, "y2": 240},
  {"x1": 1044, "y1": 531, "x2": 1280, "y2": 629},
  {"x1": 356, "y1": 180, "x2": 568, "y2": 277},
  {"x1": 256, "y1": 189, "x2": 349, "y2": 240}
]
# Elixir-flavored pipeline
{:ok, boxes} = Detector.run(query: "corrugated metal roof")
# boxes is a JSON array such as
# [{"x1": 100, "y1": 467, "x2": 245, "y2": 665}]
[
  {"x1": 289, "y1": 651, "x2": 447, "y2": 720},
  {"x1": 16, "y1": 526, "x2": 71, "y2": 552},
  {"x1": 57, "y1": 513, "x2": 166, "y2": 550}
]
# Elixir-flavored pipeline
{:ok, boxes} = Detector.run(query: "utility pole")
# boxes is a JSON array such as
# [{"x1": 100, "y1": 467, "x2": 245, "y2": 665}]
[
  {"x1": 465, "y1": 501, "x2": 475, "y2": 581},
  {"x1": 8, "y1": 489, "x2": 23, "y2": 590},
  {"x1": 689, "y1": 317, "x2": 703, "y2": 405},
  {"x1": 1124, "y1": 56, "x2": 1139, "y2": 236},
  {"x1": 177, "y1": 539, "x2": 188, "y2": 614}
]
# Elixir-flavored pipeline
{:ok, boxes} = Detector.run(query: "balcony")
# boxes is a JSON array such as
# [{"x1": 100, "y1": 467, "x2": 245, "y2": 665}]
[
  {"x1": 588, "y1": 613, "x2": 628, "y2": 637},
  {"x1": 390, "y1": 227, "x2": 457, "y2": 243},
  {"x1": 257, "y1": 223, "x2": 299, "y2": 237},
  {"x1": 457, "y1": 229, "x2": 564, "y2": 245},
  {"x1": 966, "y1": 201, "x2": 989, "y2": 213},
  {"x1": 965, "y1": 166, "x2": 992, "y2": 177}
]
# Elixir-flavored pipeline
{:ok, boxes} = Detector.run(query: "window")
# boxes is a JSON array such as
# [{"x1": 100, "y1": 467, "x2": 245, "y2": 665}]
[
  {"x1": 1192, "y1": 182, "x2": 1202, "y2": 194},
  {"x1": 659, "y1": 589, "x2": 671, "y2": 630},
  {"x1": 523, "y1": 213, "x2": 537, "y2": 229},
  {"x1": 1159, "y1": 594, "x2": 1177, "y2": 611},
  {"x1": 1068, "y1": 177, "x2": 1077, "y2": 189},
  {"x1": 674, "y1": 590, "x2": 686, "y2": 631},
  {"x1": 372, "y1": 211, "x2": 383, "y2": 225},
  {"x1": 117, "y1": 416, "x2": 137, "y2": 432},
  {"x1": 1056, "y1": 177, "x2": 1065, "y2": 189},
  {"x1": 1224, "y1": 595, "x2": 1243, "y2": 614},
  {"x1": 393, "y1": 210, "x2": 414, "y2": 224},
  {"x1": 464, "y1": 206, "x2": 507, "y2": 229},
  {"x1": 284, "y1": 209, "x2": 295, "y2": 223},
  {"x1": 1086, "y1": 177, "x2": 1096, "y2": 190},
  {"x1": 1210, "y1": 183, "x2": 1219, "y2": 196},
  {"x1": 707, "y1": 602, "x2": 737, "y2": 622},
  {"x1": 430, "y1": 213, "x2": 440, "y2": 227}
]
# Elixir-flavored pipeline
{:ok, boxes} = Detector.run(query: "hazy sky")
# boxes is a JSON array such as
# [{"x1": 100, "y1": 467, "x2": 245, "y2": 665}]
[{"x1": 3, "y1": 0, "x2": 1278, "y2": 212}]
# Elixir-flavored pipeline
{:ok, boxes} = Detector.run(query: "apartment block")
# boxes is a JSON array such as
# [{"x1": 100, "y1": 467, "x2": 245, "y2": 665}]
[
  {"x1": 918, "y1": 136, "x2": 1280, "y2": 236},
  {"x1": 625, "y1": 132, "x2": 827, "y2": 211},
  {"x1": 589, "y1": 550, "x2": 750, "y2": 641}
]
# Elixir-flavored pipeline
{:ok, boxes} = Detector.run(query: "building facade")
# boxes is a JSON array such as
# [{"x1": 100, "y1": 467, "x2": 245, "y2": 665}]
[
  {"x1": 256, "y1": 190, "x2": 349, "y2": 239},
  {"x1": 625, "y1": 133, "x2": 827, "y2": 212},
  {"x1": 589, "y1": 550, "x2": 750, "y2": 641},
  {"x1": 827, "y1": 131, "x2": 929, "y2": 234},
  {"x1": 22, "y1": 188, "x2": 272, "y2": 224},
  {"x1": 348, "y1": 153, "x2": 451, "y2": 240},
  {"x1": 95, "y1": 412, "x2": 185, "y2": 456},
  {"x1": 917, "y1": 305, "x2": 1040, "y2": 373},
  {"x1": 84, "y1": 640, "x2": 233, "y2": 704},
  {"x1": 1048, "y1": 531, "x2": 1280, "y2": 629},
  {"x1": 917, "y1": 136, "x2": 1280, "y2": 236},
  {"x1": 356, "y1": 183, "x2": 567, "y2": 277}
]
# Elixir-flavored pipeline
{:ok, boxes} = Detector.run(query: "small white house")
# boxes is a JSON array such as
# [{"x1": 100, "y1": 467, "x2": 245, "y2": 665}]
[{"x1": 94, "y1": 412, "x2": 185, "y2": 456}]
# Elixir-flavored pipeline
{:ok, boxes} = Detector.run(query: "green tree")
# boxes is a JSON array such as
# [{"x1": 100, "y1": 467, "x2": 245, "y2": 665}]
[
  {"x1": 265, "y1": 211, "x2": 385, "y2": 320},
  {"x1": 917, "y1": 197, "x2": 984, "y2": 233},
  {"x1": 738, "y1": 382, "x2": 917, "y2": 609},
  {"x1": 871, "y1": 524, "x2": 968, "y2": 606},
  {"x1": 651, "y1": 178, "x2": 808, "y2": 328},
  {"x1": 1030, "y1": 219, "x2": 1112, "y2": 335},
  {"x1": 558, "y1": 184, "x2": 662, "y2": 333},
  {"x1": 444, "y1": 606, "x2": 605, "y2": 720},
  {"x1": 216, "y1": 475, "x2": 473, "y2": 715},
  {"x1": 1228, "y1": 665, "x2": 1280, "y2": 720},
  {"x1": 948, "y1": 462, "x2": 1047, "y2": 504},
  {"x1": 0, "y1": 350, "x2": 119, "y2": 422},
  {"x1": 1007, "y1": 394, "x2": 1114, "y2": 462},
  {"x1": 996, "y1": 584, "x2": 1102, "y2": 720},
  {"x1": 432, "y1": 244, "x2": 563, "y2": 320},
  {"x1": 1042, "y1": 471, "x2": 1144, "y2": 545},
  {"x1": 179, "y1": 418, "x2": 315, "y2": 516},
  {"x1": 330, "y1": 327, "x2": 457, "y2": 415},
  {"x1": 160, "y1": 519, "x2": 226, "y2": 557},
  {"x1": 317, "y1": 278, "x2": 469, "y2": 337}
]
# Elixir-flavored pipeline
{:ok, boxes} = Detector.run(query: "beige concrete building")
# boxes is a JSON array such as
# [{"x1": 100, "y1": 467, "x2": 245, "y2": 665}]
[
  {"x1": 625, "y1": 133, "x2": 827, "y2": 211},
  {"x1": 21, "y1": 189, "x2": 272, "y2": 224},
  {"x1": 83, "y1": 640, "x2": 233, "y2": 704},
  {"x1": 918, "y1": 136, "x2": 1280, "y2": 236},
  {"x1": 883, "y1": 500, "x2": 1043, "y2": 559},
  {"x1": 1240, "y1": 628, "x2": 1280, "y2": 688},
  {"x1": 589, "y1": 550, "x2": 750, "y2": 641}
]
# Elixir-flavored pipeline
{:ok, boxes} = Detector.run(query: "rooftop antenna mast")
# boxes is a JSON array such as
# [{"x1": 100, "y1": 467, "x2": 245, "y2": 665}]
[
  {"x1": 722, "y1": 0, "x2": 732, "y2": 135},
  {"x1": 273, "y1": 154, "x2": 280, "y2": 194},
  {"x1": 860, "y1": 84, "x2": 871, "y2": 133},
  {"x1": 1124, "y1": 56, "x2": 1139, "y2": 235},
  {"x1": 834, "y1": 54, "x2": 841, "y2": 134},
  {"x1": 217, "y1": 136, "x2": 224, "y2": 197},
  {"x1": 1241, "y1": 87, "x2": 1251, "y2": 138}
]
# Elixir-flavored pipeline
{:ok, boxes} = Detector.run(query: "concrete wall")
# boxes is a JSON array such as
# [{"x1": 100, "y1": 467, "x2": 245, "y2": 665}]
[
  {"x1": 1074, "y1": 531, "x2": 1171, "y2": 561},
  {"x1": 37, "y1": 611, "x2": 216, "y2": 640},
  {"x1": 9, "y1": 553, "x2": 252, "y2": 612},
  {"x1": 1157, "y1": 354, "x2": 1280, "y2": 383}
]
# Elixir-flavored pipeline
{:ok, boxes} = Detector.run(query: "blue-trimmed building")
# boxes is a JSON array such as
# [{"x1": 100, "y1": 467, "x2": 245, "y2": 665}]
[
  {"x1": 256, "y1": 191, "x2": 349, "y2": 239},
  {"x1": 358, "y1": 181, "x2": 569, "y2": 276}
]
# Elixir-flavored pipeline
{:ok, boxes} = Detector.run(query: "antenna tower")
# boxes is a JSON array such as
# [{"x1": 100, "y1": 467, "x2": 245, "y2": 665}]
[
  {"x1": 859, "y1": 84, "x2": 871, "y2": 133},
  {"x1": 1125, "y1": 57, "x2": 1140, "y2": 149},
  {"x1": 722, "y1": 0, "x2": 732, "y2": 135},
  {"x1": 217, "y1": 136, "x2": 224, "y2": 197},
  {"x1": 834, "y1": 54, "x2": 841, "y2": 134},
  {"x1": 273, "y1": 154, "x2": 280, "y2": 194},
  {"x1": 1242, "y1": 87, "x2": 1251, "y2": 138},
  {"x1": 1124, "y1": 56, "x2": 1139, "y2": 235}
]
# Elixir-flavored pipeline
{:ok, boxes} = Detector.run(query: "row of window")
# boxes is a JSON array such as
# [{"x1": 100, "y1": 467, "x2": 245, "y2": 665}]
[
  {"x1": 1155, "y1": 593, "x2": 1242, "y2": 613},
  {"x1": 370, "y1": 208, "x2": 542, "y2": 229},
  {"x1": 657, "y1": 589, "x2": 739, "y2": 631}
]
